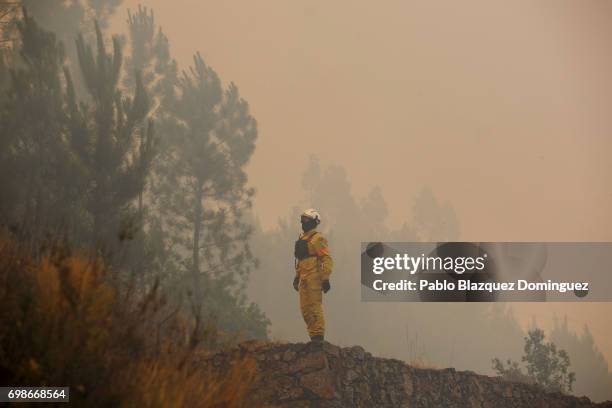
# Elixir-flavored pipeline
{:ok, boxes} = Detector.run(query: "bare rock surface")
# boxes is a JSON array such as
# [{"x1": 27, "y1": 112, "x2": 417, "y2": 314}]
[{"x1": 203, "y1": 341, "x2": 612, "y2": 407}]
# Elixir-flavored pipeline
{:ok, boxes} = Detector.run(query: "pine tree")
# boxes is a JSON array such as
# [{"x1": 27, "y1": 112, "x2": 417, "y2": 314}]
[
  {"x1": 67, "y1": 22, "x2": 155, "y2": 261},
  {"x1": 122, "y1": 5, "x2": 178, "y2": 287},
  {"x1": 1, "y1": 5, "x2": 268, "y2": 343},
  {"x1": 21, "y1": 0, "x2": 122, "y2": 99},
  {"x1": 124, "y1": 5, "x2": 177, "y2": 113},
  {"x1": 156, "y1": 52, "x2": 259, "y2": 331},
  {"x1": 20, "y1": 0, "x2": 121, "y2": 44},
  {"x1": 123, "y1": 7, "x2": 267, "y2": 338},
  {"x1": 0, "y1": 8, "x2": 81, "y2": 244}
]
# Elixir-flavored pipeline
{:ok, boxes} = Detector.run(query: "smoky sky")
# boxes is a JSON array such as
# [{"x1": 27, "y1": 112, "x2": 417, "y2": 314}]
[{"x1": 111, "y1": 0, "x2": 612, "y2": 361}]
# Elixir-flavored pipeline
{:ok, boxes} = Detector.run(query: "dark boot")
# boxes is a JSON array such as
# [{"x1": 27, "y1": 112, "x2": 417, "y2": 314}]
[{"x1": 310, "y1": 335, "x2": 324, "y2": 343}]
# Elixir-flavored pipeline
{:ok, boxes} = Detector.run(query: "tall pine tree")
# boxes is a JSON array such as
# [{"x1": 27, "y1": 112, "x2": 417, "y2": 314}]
[
  {"x1": 154, "y1": 52, "x2": 262, "y2": 338},
  {"x1": 67, "y1": 22, "x2": 155, "y2": 263},
  {"x1": 122, "y1": 5, "x2": 178, "y2": 287},
  {"x1": 0, "y1": 8, "x2": 81, "y2": 245}
]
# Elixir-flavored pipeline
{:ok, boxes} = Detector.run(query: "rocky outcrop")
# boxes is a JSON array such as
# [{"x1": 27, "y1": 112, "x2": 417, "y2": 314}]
[{"x1": 203, "y1": 341, "x2": 612, "y2": 407}]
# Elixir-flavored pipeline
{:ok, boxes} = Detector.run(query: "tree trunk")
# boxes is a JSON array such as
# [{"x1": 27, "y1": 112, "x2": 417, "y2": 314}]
[
  {"x1": 137, "y1": 188, "x2": 144, "y2": 284},
  {"x1": 191, "y1": 181, "x2": 204, "y2": 315}
]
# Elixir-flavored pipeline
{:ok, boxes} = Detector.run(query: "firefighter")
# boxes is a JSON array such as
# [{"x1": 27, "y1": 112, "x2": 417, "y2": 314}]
[{"x1": 293, "y1": 209, "x2": 333, "y2": 342}]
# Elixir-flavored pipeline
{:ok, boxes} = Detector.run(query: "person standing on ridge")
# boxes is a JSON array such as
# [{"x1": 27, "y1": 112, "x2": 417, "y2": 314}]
[{"x1": 293, "y1": 209, "x2": 333, "y2": 343}]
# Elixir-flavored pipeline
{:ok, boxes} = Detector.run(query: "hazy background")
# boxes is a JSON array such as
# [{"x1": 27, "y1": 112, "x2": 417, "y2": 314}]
[
  {"x1": 112, "y1": 0, "x2": 612, "y2": 239},
  {"x1": 3, "y1": 0, "x2": 610, "y2": 402},
  {"x1": 110, "y1": 0, "x2": 612, "y2": 362}
]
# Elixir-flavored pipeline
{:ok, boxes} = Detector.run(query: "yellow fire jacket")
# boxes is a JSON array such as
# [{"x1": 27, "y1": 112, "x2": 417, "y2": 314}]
[{"x1": 295, "y1": 229, "x2": 333, "y2": 281}]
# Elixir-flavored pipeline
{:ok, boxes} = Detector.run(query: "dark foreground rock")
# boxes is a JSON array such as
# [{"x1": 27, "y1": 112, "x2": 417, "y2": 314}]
[{"x1": 203, "y1": 341, "x2": 612, "y2": 407}]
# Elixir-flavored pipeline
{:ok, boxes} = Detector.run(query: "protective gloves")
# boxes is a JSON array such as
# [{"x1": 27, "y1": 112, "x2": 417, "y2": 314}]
[
  {"x1": 322, "y1": 280, "x2": 331, "y2": 293},
  {"x1": 293, "y1": 277, "x2": 300, "y2": 291}
]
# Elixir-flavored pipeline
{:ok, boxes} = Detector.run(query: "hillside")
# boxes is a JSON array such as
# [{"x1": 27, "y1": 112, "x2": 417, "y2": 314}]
[{"x1": 203, "y1": 341, "x2": 612, "y2": 408}]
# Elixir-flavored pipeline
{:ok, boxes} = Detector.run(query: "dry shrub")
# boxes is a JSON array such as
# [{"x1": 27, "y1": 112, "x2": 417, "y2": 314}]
[
  {"x1": 0, "y1": 232, "x2": 260, "y2": 407},
  {"x1": 125, "y1": 354, "x2": 257, "y2": 408}
]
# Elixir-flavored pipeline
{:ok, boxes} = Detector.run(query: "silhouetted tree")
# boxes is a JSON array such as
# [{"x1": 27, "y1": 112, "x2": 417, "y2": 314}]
[
  {"x1": 18, "y1": 0, "x2": 121, "y2": 100},
  {"x1": 151, "y1": 52, "x2": 262, "y2": 337},
  {"x1": 1, "y1": 6, "x2": 268, "y2": 342},
  {"x1": 68, "y1": 22, "x2": 155, "y2": 259},
  {"x1": 119, "y1": 5, "x2": 180, "y2": 287},
  {"x1": 21, "y1": 0, "x2": 120, "y2": 34},
  {"x1": 493, "y1": 327, "x2": 576, "y2": 393},
  {"x1": 0, "y1": 9, "x2": 81, "y2": 244},
  {"x1": 124, "y1": 5, "x2": 176, "y2": 110}
]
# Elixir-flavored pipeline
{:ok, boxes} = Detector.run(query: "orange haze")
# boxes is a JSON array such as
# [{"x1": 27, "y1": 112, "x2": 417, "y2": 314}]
[{"x1": 112, "y1": 0, "x2": 612, "y2": 361}]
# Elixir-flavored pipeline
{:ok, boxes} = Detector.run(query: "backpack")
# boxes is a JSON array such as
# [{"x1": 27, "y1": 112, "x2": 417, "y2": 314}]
[{"x1": 294, "y1": 233, "x2": 318, "y2": 261}]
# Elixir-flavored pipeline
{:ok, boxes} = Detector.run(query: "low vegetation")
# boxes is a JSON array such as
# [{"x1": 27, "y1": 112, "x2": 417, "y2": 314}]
[{"x1": 0, "y1": 233, "x2": 257, "y2": 407}]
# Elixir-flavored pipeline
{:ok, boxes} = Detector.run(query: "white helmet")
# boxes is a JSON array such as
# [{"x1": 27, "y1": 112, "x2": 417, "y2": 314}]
[{"x1": 301, "y1": 208, "x2": 321, "y2": 225}]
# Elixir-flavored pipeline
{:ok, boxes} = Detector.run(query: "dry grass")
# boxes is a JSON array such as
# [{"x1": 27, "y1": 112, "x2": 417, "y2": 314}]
[
  {"x1": 0, "y1": 232, "x2": 259, "y2": 407},
  {"x1": 123, "y1": 354, "x2": 258, "y2": 408}
]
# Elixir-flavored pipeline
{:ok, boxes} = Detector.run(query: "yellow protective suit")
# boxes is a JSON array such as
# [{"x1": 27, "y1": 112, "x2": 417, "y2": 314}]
[{"x1": 295, "y1": 229, "x2": 333, "y2": 338}]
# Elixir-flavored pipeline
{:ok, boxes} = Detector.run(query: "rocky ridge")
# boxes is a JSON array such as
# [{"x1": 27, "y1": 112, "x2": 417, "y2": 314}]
[{"x1": 204, "y1": 341, "x2": 612, "y2": 407}]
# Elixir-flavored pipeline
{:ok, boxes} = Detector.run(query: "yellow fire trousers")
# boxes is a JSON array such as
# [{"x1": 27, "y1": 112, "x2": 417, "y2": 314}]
[
  {"x1": 299, "y1": 277, "x2": 325, "y2": 338},
  {"x1": 295, "y1": 229, "x2": 332, "y2": 339}
]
